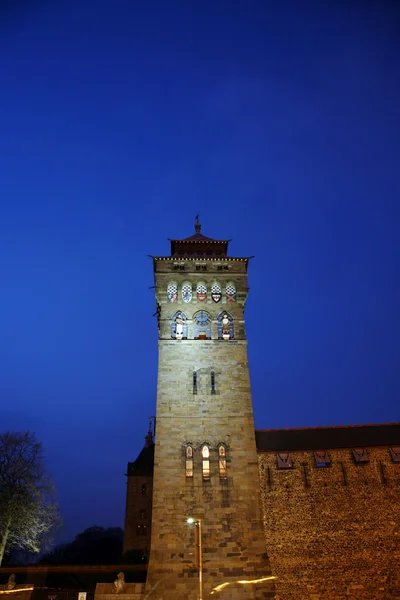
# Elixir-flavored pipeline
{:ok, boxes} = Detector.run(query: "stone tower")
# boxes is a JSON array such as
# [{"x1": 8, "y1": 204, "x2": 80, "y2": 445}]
[{"x1": 145, "y1": 219, "x2": 274, "y2": 600}]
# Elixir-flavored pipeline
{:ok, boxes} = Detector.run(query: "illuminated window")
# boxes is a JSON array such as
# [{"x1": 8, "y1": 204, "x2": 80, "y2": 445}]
[
  {"x1": 167, "y1": 282, "x2": 178, "y2": 303},
  {"x1": 186, "y1": 445, "x2": 194, "y2": 478},
  {"x1": 202, "y1": 445, "x2": 210, "y2": 480},
  {"x1": 225, "y1": 283, "x2": 236, "y2": 303},
  {"x1": 218, "y1": 444, "x2": 227, "y2": 479}
]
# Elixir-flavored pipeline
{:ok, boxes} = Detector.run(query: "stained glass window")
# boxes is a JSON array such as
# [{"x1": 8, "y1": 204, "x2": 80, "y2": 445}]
[
  {"x1": 202, "y1": 445, "x2": 210, "y2": 480},
  {"x1": 186, "y1": 445, "x2": 194, "y2": 478},
  {"x1": 218, "y1": 444, "x2": 227, "y2": 479}
]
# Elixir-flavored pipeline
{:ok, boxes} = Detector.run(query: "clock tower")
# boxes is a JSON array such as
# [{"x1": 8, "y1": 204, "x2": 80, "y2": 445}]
[{"x1": 145, "y1": 219, "x2": 274, "y2": 600}]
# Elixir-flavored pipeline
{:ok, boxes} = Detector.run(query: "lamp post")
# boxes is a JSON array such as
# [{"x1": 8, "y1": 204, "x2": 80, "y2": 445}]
[{"x1": 187, "y1": 517, "x2": 203, "y2": 600}]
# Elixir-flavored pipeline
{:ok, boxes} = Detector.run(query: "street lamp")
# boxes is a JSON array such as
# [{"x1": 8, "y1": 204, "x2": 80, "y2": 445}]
[{"x1": 187, "y1": 517, "x2": 203, "y2": 600}]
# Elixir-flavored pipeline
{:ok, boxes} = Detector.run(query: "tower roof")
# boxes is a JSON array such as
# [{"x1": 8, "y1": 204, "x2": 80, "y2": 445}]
[
  {"x1": 168, "y1": 215, "x2": 230, "y2": 257},
  {"x1": 126, "y1": 425, "x2": 155, "y2": 476}
]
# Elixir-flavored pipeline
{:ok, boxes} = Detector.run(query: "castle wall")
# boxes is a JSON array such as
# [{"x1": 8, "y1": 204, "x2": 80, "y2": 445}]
[{"x1": 259, "y1": 446, "x2": 400, "y2": 600}]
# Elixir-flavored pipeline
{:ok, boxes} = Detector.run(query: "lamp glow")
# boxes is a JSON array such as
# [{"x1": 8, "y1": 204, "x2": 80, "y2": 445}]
[{"x1": 186, "y1": 517, "x2": 203, "y2": 600}]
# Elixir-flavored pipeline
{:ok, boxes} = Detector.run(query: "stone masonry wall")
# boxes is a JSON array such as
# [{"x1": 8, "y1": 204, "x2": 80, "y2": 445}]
[
  {"x1": 146, "y1": 340, "x2": 274, "y2": 600},
  {"x1": 259, "y1": 447, "x2": 400, "y2": 600}
]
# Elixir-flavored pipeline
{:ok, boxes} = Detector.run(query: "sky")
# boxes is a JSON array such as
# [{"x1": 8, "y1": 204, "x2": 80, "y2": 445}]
[{"x1": 0, "y1": 0, "x2": 399, "y2": 543}]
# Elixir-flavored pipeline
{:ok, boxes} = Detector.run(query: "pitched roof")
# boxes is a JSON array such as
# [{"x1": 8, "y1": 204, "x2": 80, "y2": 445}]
[
  {"x1": 127, "y1": 429, "x2": 155, "y2": 476},
  {"x1": 255, "y1": 422, "x2": 400, "y2": 452},
  {"x1": 168, "y1": 217, "x2": 231, "y2": 257},
  {"x1": 180, "y1": 231, "x2": 217, "y2": 242}
]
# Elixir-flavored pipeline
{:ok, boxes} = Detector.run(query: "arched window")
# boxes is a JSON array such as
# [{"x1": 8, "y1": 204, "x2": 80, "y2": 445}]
[
  {"x1": 202, "y1": 445, "x2": 210, "y2": 480},
  {"x1": 193, "y1": 311, "x2": 212, "y2": 340},
  {"x1": 196, "y1": 282, "x2": 207, "y2": 302},
  {"x1": 181, "y1": 282, "x2": 192, "y2": 303},
  {"x1": 225, "y1": 282, "x2": 236, "y2": 303},
  {"x1": 167, "y1": 281, "x2": 178, "y2": 303},
  {"x1": 171, "y1": 311, "x2": 188, "y2": 339},
  {"x1": 217, "y1": 312, "x2": 234, "y2": 340},
  {"x1": 218, "y1": 444, "x2": 227, "y2": 479},
  {"x1": 211, "y1": 282, "x2": 222, "y2": 303},
  {"x1": 185, "y1": 445, "x2": 194, "y2": 478}
]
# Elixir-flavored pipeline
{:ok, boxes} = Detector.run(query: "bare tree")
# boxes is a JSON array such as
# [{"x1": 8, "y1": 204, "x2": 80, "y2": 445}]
[{"x1": 0, "y1": 431, "x2": 61, "y2": 566}]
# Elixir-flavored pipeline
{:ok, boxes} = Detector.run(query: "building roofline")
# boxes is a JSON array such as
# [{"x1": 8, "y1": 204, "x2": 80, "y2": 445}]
[
  {"x1": 255, "y1": 422, "x2": 400, "y2": 452},
  {"x1": 256, "y1": 422, "x2": 400, "y2": 433},
  {"x1": 148, "y1": 255, "x2": 254, "y2": 262},
  {"x1": 167, "y1": 238, "x2": 232, "y2": 244}
]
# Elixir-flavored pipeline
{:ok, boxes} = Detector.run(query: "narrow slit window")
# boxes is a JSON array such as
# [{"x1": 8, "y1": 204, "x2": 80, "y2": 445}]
[
  {"x1": 202, "y1": 445, "x2": 210, "y2": 480},
  {"x1": 193, "y1": 371, "x2": 197, "y2": 394},
  {"x1": 218, "y1": 445, "x2": 227, "y2": 479},
  {"x1": 211, "y1": 371, "x2": 216, "y2": 394},
  {"x1": 186, "y1": 445, "x2": 194, "y2": 478}
]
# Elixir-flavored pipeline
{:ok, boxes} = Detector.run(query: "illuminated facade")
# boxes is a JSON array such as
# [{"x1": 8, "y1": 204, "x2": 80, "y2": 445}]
[
  {"x1": 124, "y1": 221, "x2": 400, "y2": 600},
  {"x1": 143, "y1": 218, "x2": 274, "y2": 600}
]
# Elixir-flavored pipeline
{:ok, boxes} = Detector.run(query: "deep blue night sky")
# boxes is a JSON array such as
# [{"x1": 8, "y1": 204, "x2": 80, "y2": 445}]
[{"x1": 0, "y1": 0, "x2": 399, "y2": 543}]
